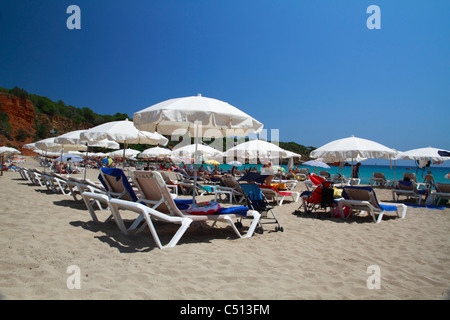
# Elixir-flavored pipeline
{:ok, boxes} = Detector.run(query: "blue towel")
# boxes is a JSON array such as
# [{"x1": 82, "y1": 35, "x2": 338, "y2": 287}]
[
  {"x1": 175, "y1": 198, "x2": 248, "y2": 216},
  {"x1": 98, "y1": 168, "x2": 138, "y2": 202},
  {"x1": 379, "y1": 204, "x2": 398, "y2": 212},
  {"x1": 174, "y1": 199, "x2": 195, "y2": 210},
  {"x1": 405, "y1": 203, "x2": 446, "y2": 210},
  {"x1": 216, "y1": 206, "x2": 249, "y2": 217}
]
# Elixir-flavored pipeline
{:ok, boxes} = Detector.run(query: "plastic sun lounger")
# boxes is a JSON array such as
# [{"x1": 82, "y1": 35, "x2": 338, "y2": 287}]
[
  {"x1": 370, "y1": 172, "x2": 394, "y2": 187},
  {"x1": 81, "y1": 167, "x2": 140, "y2": 229},
  {"x1": 259, "y1": 185, "x2": 300, "y2": 206},
  {"x1": 338, "y1": 186, "x2": 407, "y2": 223},
  {"x1": 432, "y1": 183, "x2": 450, "y2": 205},
  {"x1": 129, "y1": 171, "x2": 261, "y2": 240},
  {"x1": 214, "y1": 176, "x2": 246, "y2": 204},
  {"x1": 392, "y1": 180, "x2": 426, "y2": 204}
]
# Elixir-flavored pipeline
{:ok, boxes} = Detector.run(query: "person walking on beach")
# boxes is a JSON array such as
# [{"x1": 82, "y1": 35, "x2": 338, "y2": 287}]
[
  {"x1": 424, "y1": 170, "x2": 435, "y2": 191},
  {"x1": 351, "y1": 162, "x2": 361, "y2": 179}
]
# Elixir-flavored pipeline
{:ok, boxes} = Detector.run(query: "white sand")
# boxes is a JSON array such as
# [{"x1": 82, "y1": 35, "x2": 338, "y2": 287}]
[{"x1": 1, "y1": 157, "x2": 449, "y2": 300}]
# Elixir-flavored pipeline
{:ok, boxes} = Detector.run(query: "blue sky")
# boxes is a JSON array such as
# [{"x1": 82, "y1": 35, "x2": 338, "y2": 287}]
[{"x1": 1, "y1": 0, "x2": 449, "y2": 165}]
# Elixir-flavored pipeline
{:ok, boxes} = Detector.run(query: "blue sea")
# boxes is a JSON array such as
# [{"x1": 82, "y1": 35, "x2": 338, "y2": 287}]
[{"x1": 207, "y1": 164, "x2": 450, "y2": 185}]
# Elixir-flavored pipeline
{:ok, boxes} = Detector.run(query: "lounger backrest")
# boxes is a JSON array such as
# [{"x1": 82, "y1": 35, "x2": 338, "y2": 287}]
[
  {"x1": 131, "y1": 171, "x2": 183, "y2": 217},
  {"x1": 373, "y1": 172, "x2": 386, "y2": 180},
  {"x1": 99, "y1": 168, "x2": 137, "y2": 202},
  {"x1": 435, "y1": 183, "x2": 450, "y2": 193},
  {"x1": 403, "y1": 172, "x2": 417, "y2": 182},
  {"x1": 343, "y1": 186, "x2": 381, "y2": 210},
  {"x1": 156, "y1": 171, "x2": 171, "y2": 184},
  {"x1": 319, "y1": 171, "x2": 330, "y2": 177},
  {"x1": 398, "y1": 180, "x2": 414, "y2": 191},
  {"x1": 222, "y1": 176, "x2": 244, "y2": 194}
]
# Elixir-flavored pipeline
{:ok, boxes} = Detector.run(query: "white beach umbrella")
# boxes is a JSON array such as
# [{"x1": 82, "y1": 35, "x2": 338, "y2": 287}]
[
  {"x1": 0, "y1": 147, "x2": 21, "y2": 176},
  {"x1": 80, "y1": 119, "x2": 168, "y2": 146},
  {"x1": 23, "y1": 142, "x2": 37, "y2": 151},
  {"x1": 310, "y1": 136, "x2": 397, "y2": 161},
  {"x1": 133, "y1": 94, "x2": 263, "y2": 137},
  {"x1": 302, "y1": 159, "x2": 331, "y2": 169},
  {"x1": 397, "y1": 147, "x2": 450, "y2": 163},
  {"x1": 224, "y1": 139, "x2": 287, "y2": 163},
  {"x1": 55, "y1": 129, "x2": 121, "y2": 149},
  {"x1": 138, "y1": 146, "x2": 172, "y2": 159},
  {"x1": 55, "y1": 129, "x2": 121, "y2": 178},
  {"x1": 310, "y1": 135, "x2": 398, "y2": 179},
  {"x1": 109, "y1": 148, "x2": 141, "y2": 159},
  {"x1": 172, "y1": 144, "x2": 222, "y2": 159},
  {"x1": 35, "y1": 137, "x2": 87, "y2": 152},
  {"x1": 0, "y1": 146, "x2": 21, "y2": 155},
  {"x1": 81, "y1": 119, "x2": 168, "y2": 167},
  {"x1": 133, "y1": 94, "x2": 263, "y2": 201}
]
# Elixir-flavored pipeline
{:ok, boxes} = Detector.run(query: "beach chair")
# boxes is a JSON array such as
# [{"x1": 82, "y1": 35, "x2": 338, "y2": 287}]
[
  {"x1": 127, "y1": 171, "x2": 261, "y2": 240},
  {"x1": 293, "y1": 169, "x2": 308, "y2": 181},
  {"x1": 403, "y1": 172, "x2": 426, "y2": 188},
  {"x1": 214, "y1": 175, "x2": 246, "y2": 204},
  {"x1": 66, "y1": 177, "x2": 107, "y2": 209},
  {"x1": 80, "y1": 167, "x2": 140, "y2": 233},
  {"x1": 156, "y1": 171, "x2": 179, "y2": 195},
  {"x1": 296, "y1": 175, "x2": 335, "y2": 216},
  {"x1": 432, "y1": 183, "x2": 450, "y2": 205},
  {"x1": 259, "y1": 185, "x2": 300, "y2": 205},
  {"x1": 46, "y1": 172, "x2": 74, "y2": 196},
  {"x1": 337, "y1": 186, "x2": 407, "y2": 223},
  {"x1": 319, "y1": 171, "x2": 331, "y2": 180},
  {"x1": 392, "y1": 180, "x2": 427, "y2": 204},
  {"x1": 240, "y1": 183, "x2": 283, "y2": 233},
  {"x1": 271, "y1": 178, "x2": 297, "y2": 190},
  {"x1": 370, "y1": 172, "x2": 394, "y2": 187}
]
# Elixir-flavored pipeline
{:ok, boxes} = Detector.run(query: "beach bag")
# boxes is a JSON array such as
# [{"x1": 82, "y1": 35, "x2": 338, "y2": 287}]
[
  {"x1": 333, "y1": 205, "x2": 352, "y2": 218},
  {"x1": 187, "y1": 201, "x2": 221, "y2": 215},
  {"x1": 425, "y1": 195, "x2": 436, "y2": 206}
]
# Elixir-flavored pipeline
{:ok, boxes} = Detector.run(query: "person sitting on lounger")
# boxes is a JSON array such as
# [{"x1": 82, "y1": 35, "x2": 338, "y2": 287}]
[{"x1": 261, "y1": 160, "x2": 274, "y2": 185}]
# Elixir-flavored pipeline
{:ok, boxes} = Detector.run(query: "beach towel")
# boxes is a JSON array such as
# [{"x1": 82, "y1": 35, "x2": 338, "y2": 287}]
[{"x1": 98, "y1": 168, "x2": 138, "y2": 202}]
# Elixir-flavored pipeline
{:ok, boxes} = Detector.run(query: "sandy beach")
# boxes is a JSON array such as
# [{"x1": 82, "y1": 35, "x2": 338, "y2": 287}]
[{"x1": 1, "y1": 156, "x2": 449, "y2": 300}]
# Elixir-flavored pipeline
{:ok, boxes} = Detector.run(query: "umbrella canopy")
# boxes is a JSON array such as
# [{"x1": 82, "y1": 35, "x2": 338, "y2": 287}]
[
  {"x1": 273, "y1": 165, "x2": 286, "y2": 173},
  {"x1": 172, "y1": 144, "x2": 222, "y2": 159},
  {"x1": 23, "y1": 143, "x2": 37, "y2": 151},
  {"x1": 55, "y1": 129, "x2": 120, "y2": 149},
  {"x1": 204, "y1": 159, "x2": 220, "y2": 166},
  {"x1": 55, "y1": 154, "x2": 84, "y2": 162},
  {"x1": 81, "y1": 119, "x2": 168, "y2": 146},
  {"x1": 302, "y1": 159, "x2": 331, "y2": 169},
  {"x1": 397, "y1": 147, "x2": 450, "y2": 162},
  {"x1": 133, "y1": 94, "x2": 264, "y2": 137},
  {"x1": 138, "y1": 146, "x2": 172, "y2": 159},
  {"x1": 0, "y1": 146, "x2": 21, "y2": 175},
  {"x1": 35, "y1": 137, "x2": 87, "y2": 152},
  {"x1": 109, "y1": 148, "x2": 141, "y2": 159},
  {"x1": 0, "y1": 146, "x2": 21, "y2": 155},
  {"x1": 224, "y1": 139, "x2": 287, "y2": 163},
  {"x1": 310, "y1": 136, "x2": 397, "y2": 161},
  {"x1": 228, "y1": 160, "x2": 243, "y2": 167}
]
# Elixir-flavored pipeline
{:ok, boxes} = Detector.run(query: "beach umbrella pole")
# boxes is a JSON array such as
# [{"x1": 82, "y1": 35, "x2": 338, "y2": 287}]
[{"x1": 192, "y1": 122, "x2": 200, "y2": 202}]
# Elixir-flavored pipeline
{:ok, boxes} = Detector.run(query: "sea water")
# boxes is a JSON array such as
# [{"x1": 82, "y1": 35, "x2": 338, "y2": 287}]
[{"x1": 208, "y1": 164, "x2": 450, "y2": 185}]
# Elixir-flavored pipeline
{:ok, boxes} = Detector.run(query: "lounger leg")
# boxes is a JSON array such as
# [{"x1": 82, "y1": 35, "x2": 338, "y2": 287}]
[
  {"x1": 399, "y1": 204, "x2": 407, "y2": 219},
  {"x1": 107, "y1": 202, "x2": 133, "y2": 235}
]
